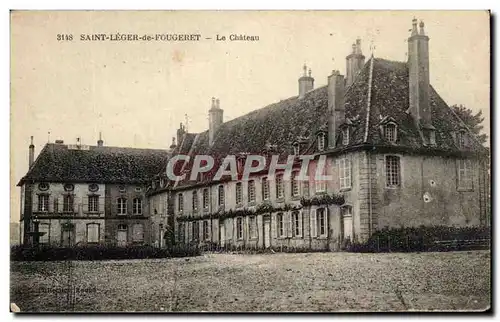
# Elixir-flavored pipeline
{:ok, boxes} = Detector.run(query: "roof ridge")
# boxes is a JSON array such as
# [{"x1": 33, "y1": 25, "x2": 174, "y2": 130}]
[{"x1": 363, "y1": 56, "x2": 375, "y2": 143}]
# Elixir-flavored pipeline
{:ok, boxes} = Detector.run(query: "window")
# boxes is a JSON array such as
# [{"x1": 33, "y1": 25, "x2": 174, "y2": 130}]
[
  {"x1": 292, "y1": 211, "x2": 302, "y2": 237},
  {"x1": 236, "y1": 217, "x2": 243, "y2": 240},
  {"x1": 86, "y1": 223, "x2": 100, "y2": 243},
  {"x1": 38, "y1": 194, "x2": 49, "y2": 212},
  {"x1": 133, "y1": 198, "x2": 142, "y2": 215},
  {"x1": 249, "y1": 216, "x2": 257, "y2": 238},
  {"x1": 457, "y1": 131, "x2": 467, "y2": 149},
  {"x1": 315, "y1": 180, "x2": 326, "y2": 193},
  {"x1": 293, "y1": 143, "x2": 299, "y2": 156},
  {"x1": 316, "y1": 208, "x2": 327, "y2": 237},
  {"x1": 192, "y1": 191, "x2": 199, "y2": 211},
  {"x1": 261, "y1": 177, "x2": 270, "y2": 200},
  {"x1": 132, "y1": 223, "x2": 144, "y2": 242},
  {"x1": 38, "y1": 182, "x2": 49, "y2": 191},
  {"x1": 203, "y1": 220, "x2": 210, "y2": 241},
  {"x1": 291, "y1": 172, "x2": 299, "y2": 197},
  {"x1": 118, "y1": 185, "x2": 126, "y2": 193},
  {"x1": 88, "y1": 183, "x2": 99, "y2": 192},
  {"x1": 64, "y1": 183, "x2": 74, "y2": 192},
  {"x1": 88, "y1": 195, "x2": 99, "y2": 212},
  {"x1": 276, "y1": 174, "x2": 284, "y2": 199},
  {"x1": 458, "y1": 159, "x2": 473, "y2": 190},
  {"x1": 118, "y1": 224, "x2": 127, "y2": 230},
  {"x1": 235, "y1": 182, "x2": 242, "y2": 205},
  {"x1": 385, "y1": 156, "x2": 401, "y2": 187},
  {"x1": 218, "y1": 185, "x2": 225, "y2": 207},
  {"x1": 318, "y1": 133, "x2": 325, "y2": 151},
  {"x1": 384, "y1": 123, "x2": 397, "y2": 142},
  {"x1": 339, "y1": 158, "x2": 352, "y2": 190},
  {"x1": 192, "y1": 222, "x2": 199, "y2": 241},
  {"x1": 303, "y1": 181, "x2": 310, "y2": 197},
  {"x1": 341, "y1": 206, "x2": 353, "y2": 241},
  {"x1": 342, "y1": 127, "x2": 350, "y2": 145},
  {"x1": 248, "y1": 180, "x2": 256, "y2": 203},
  {"x1": 135, "y1": 186, "x2": 142, "y2": 192},
  {"x1": 117, "y1": 198, "x2": 127, "y2": 215},
  {"x1": 277, "y1": 213, "x2": 285, "y2": 237},
  {"x1": 63, "y1": 195, "x2": 74, "y2": 212},
  {"x1": 39, "y1": 223, "x2": 50, "y2": 244},
  {"x1": 203, "y1": 189, "x2": 209, "y2": 210},
  {"x1": 177, "y1": 193, "x2": 184, "y2": 213}
]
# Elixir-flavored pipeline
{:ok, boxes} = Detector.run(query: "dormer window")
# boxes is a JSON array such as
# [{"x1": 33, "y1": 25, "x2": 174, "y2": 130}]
[
  {"x1": 342, "y1": 127, "x2": 350, "y2": 146},
  {"x1": 317, "y1": 133, "x2": 326, "y2": 151},
  {"x1": 384, "y1": 123, "x2": 397, "y2": 143},
  {"x1": 457, "y1": 130, "x2": 468, "y2": 149}
]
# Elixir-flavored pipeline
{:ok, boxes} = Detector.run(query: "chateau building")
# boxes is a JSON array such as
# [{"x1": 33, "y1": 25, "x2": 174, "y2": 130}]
[
  {"x1": 17, "y1": 137, "x2": 170, "y2": 247},
  {"x1": 147, "y1": 19, "x2": 489, "y2": 250},
  {"x1": 18, "y1": 19, "x2": 490, "y2": 250}
]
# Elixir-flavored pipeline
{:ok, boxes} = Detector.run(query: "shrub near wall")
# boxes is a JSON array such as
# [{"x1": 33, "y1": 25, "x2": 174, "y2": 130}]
[
  {"x1": 11, "y1": 245, "x2": 201, "y2": 261},
  {"x1": 348, "y1": 225, "x2": 491, "y2": 253}
]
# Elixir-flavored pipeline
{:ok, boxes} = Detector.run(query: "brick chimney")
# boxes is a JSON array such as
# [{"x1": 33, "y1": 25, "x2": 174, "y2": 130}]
[
  {"x1": 209, "y1": 97, "x2": 223, "y2": 146},
  {"x1": 28, "y1": 136, "x2": 34, "y2": 168},
  {"x1": 97, "y1": 132, "x2": 104, "y2": 147},
  {"x1": 176, "y1": 122, "x2": 186, "y2": 147},
  {"x1": 408, "y1": 18, "x2": 433, "y2": 130},
  {"x1": 327, "y1": 70, "x2": 345, "y2": 149},
  {"x1": 298, "y1": 64, "x2": 314, "y2": 98},
  {"x1": 346, "y1": 39, "x2": 365, "y2": 87}
]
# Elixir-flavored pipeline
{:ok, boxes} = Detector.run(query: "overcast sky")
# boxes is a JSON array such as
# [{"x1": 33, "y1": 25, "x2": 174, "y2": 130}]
[{"x1": 10, "y1": 10, "x2": 490, "y2": 222}]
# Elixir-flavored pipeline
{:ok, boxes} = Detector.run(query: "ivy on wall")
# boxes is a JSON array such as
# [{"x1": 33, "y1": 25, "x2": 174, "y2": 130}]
[
  {"x1": 300, "y1": 193, "x2": 345, "y2": 207},
  {"x1": 177, "y1": 193, "x2": 345, "y2": 223}
]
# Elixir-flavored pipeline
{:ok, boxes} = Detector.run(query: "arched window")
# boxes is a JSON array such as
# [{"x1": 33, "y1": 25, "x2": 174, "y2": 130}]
[
  {"x1": 133, "y1": 198, "x2": 142, "y2": 215},
  {"x1": 117, "y1": 198, "x2": 127, "y2": 215}
]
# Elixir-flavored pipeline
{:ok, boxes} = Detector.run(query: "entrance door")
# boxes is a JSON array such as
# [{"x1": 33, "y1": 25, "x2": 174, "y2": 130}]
[
  {"x1": 61, "y1": 228, "x2": 74, "y2": 247},
  {"x1": 264, "y1": 216, "x2": 271, "y2": 248},
  {"x1": 117, "y1": 224, "x2": 128, "y2": 247},
  {"x1": 219, "y1": 223, "x2": 225, "y2": 247}
]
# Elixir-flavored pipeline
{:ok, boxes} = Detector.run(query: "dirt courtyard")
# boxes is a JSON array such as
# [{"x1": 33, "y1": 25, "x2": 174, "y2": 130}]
[{"x1": 10, "y1": 250, "x2": 490, "y2": 312}]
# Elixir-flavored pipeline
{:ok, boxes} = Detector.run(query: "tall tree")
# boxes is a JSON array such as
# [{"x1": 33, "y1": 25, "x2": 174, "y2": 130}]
[{"x1": 451, "y1": 104, "x2": 488, "y2": 145}]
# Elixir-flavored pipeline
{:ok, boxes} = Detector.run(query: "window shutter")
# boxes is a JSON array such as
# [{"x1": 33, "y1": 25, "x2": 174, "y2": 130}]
[
  {"x1": 299, "y1": 211, "x2": 303, "y2": 237},
  {"x1": 310, "y1": 209, "x2": 317, "y2": 237},
  {"x1": 325, "y1": 207, "x2": 330, "y2": 237},
  {"x1": 271, "y1": 214, "x2": 277, "y2": 239},
  {"x1": 287, "y1": 212, "x2": 293, "y2": 238}
]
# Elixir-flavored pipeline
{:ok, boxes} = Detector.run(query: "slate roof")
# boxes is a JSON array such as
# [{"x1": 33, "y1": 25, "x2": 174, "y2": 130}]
[
  {"x1": 18, "y1": 143, "x2": 170, "y2": 186},
  {"x1": 150, "y1": 57, "x2": 487, "y2": 192}
]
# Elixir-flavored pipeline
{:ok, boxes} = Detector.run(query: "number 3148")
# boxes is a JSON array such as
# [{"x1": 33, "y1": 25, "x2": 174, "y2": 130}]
[{"x1": 57, "y1": 34, "x2": 73, "y2": 41}]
